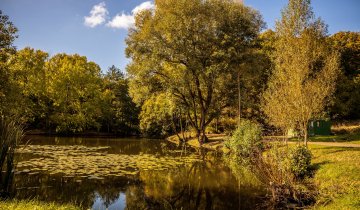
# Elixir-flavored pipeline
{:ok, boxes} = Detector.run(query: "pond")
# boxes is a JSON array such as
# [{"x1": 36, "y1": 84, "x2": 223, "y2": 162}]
[{"x1": 14, "y1": 136, "x2": 265, "y2": 210}]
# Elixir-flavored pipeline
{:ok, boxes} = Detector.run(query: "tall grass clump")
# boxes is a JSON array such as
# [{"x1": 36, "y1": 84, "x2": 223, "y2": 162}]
[{"x1": 0, "y1": 117, "x2": 23, "y2": 198}]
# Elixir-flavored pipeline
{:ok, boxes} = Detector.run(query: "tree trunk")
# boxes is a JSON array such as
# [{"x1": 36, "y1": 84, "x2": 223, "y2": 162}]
[
  {"x1": 179, "y1": 111, "x2": 186, "y2": 141},
  {"x1": 283, "y1": 130, "x2": 288, "y2": 145},
  {"x1": 196, "y1": 129, "x2": 201, "y2": 144},
  {"x1": 201, "y1": 128, "x2": 208, "y2": 144},
  {"x1": 197, "y1": 127, "x2": 208, "y2": 145},
  {"x1": 237, "y1": 72, "x2": 241, "y2": 126},
  {"x1": 304, "y1": 127, "x2": 308, "y2": 146}
]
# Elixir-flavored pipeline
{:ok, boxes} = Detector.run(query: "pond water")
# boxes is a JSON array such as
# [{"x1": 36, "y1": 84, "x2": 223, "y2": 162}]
[{"x1": 14, "y1": 136, "x2": 265, "y2": 210}]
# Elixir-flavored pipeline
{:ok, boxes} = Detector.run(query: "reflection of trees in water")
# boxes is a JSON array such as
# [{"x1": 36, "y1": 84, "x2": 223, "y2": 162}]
[
  {"x1": 128, "y1": 160, "x2": 242, "y2": 210},
  {"x1": 95, "y1": 179, "x2": 138, "y2": 208},
  {"x1": 13, "y1": 174, "x2": 133, "y2": 209},
  {"x1": 13, "y1": 159, "x2": 264, "y2": 210},
  {"x1": 224, "y1": 157, "x2": 266, "y2": 209},
  {"x1": 13, "y1": 141, "x2": 265, "y2": 209}
]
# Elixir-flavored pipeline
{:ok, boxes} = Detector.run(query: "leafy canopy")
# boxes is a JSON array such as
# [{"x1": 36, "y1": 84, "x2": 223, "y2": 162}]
[
  {"x1": 262, "y1": 0, "x2": 339, "y2": 143},
  {"x1": 126, "y1": 0, "x2": 264, "y2": 140}
]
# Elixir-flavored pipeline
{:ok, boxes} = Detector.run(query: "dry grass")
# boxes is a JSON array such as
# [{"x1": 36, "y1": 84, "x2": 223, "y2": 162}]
[
  {"x1": 332, "y1": 120, "x2": 360, "y2": 134},
  {"x1": 0, "y1": 200, "x2": 80, "y2": 210}
]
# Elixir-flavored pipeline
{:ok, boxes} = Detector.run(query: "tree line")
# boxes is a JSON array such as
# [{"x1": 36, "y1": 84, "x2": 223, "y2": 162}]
[
  {"x1": 1, "y1": 35, "x2": 139, "y2": 135},
  {"x1": 0, "y1": 0, "x2": 359, "y2": 138}
]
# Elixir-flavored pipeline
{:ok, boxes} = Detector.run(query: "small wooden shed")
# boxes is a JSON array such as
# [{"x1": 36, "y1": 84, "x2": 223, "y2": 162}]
[{"x1": 308, "y1": 120, "x2": 331, "y2": 136}]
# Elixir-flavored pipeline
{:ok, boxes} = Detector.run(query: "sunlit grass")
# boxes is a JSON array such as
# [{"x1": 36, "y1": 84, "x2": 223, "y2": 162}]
[
  {"x1": 0, "y1": 200, "x2": 80, "y2": 210},
  {"x1": 332, "y1": 121, "x2": 360, "y2": 134},
  {"x1": 310, "y1": 145, "x2": 360, "y2": 209},
  {"x1": 309, "y1": 133, "x2": 360, "y2": 144}
]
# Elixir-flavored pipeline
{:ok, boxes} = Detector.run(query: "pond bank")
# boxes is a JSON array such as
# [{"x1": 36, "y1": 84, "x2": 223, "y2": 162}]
[
  {"x1": 167, "y1": 134, "x2": 227, "y2": 151},
  {"x1": 168, "y1": 133, "x2": 360, "y2": 209},
  {"x1": 167, "y1": 133, "x2": 360, "y2": 151}
]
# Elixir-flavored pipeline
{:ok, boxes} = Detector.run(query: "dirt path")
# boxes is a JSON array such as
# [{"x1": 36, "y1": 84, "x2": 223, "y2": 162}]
[
  {"x1": 168, "y1": 135, "x2": 360, "y2": 151},
  {"x1": 264, "y1": 136, "x2": 360, "y2": 148}
]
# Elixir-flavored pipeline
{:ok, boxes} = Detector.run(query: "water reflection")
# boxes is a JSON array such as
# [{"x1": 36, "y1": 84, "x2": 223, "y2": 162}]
[
  {"x1": 14, "y1": 136, "x2": 265, "y2": 209},
  {"x1": 136, "y1": 161, "x2": 241, "y2": 210}
]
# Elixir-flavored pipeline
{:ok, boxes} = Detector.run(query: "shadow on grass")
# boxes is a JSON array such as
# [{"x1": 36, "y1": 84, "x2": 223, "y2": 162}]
[
  {"x1": 309, "y1": 132, "x2": 360, "y2": 142},
  {"x1": 309, "y1": 161, "x2": 331, "y2": 177}
]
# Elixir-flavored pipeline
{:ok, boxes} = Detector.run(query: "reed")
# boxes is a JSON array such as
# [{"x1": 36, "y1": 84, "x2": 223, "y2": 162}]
[{"x1": 0, "y1": 117, "x2": 23, "y2": 198}]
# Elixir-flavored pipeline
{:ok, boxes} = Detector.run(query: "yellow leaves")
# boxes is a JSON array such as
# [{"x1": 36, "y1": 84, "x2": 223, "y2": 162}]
[
  {"x1": 263, "y1": 0, "x2": 340, "y2": 138},
  {"x1": 139, "y1": 92, "x2": 175, "y2": 133}
]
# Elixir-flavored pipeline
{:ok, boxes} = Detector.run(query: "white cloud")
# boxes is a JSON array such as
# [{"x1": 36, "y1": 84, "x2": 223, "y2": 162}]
[
  {"x1": 106, "y1": 1, "x2": 155, "y2": 30},
  {"x1": 132, "y1": 1, "x2": 155, "y2": 15},
  {"x1": 84, "y1": 2, "x2": 108, "y2": 28},
  {"x1": 106, "y1": 13, "x2": 135, "y2": 29}
]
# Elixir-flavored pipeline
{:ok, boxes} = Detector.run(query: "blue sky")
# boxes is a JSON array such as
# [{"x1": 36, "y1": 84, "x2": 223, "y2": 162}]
[{"x1": 1, "y1": 0, "x2": 359, "y2": 72}]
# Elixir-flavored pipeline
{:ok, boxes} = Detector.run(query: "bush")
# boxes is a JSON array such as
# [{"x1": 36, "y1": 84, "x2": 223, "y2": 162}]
[
  {"x1": 253, "y1": 143, "x2": 315, "y2": 207},
  {"x1": 225, "y1": 120, "x2": 263, "y2": 163},
  {"x1": 290, "y1": 145, "x2": 312, "y2": 178}
]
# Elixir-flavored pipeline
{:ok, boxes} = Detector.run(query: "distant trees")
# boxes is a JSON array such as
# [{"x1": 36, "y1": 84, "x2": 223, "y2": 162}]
[
  {"x1": 101, "y1": 66, "x2": 139, "y2": 135},
  {"x1": 126, "y1": 0, "x2": 264, "y2": 143},
  {"x1": 262, "y1": 0, "x2": 340, "y2": 144},
  {"x1": 329, "y1": 32, "x2": 360, "y2": 120},
  {"x1": 6, "y1": 48, "x2": 139, "y2": 134}
]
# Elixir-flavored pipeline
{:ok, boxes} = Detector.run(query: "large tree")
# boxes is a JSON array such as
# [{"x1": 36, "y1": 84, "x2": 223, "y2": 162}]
[
  {"x1": 0, "y1": 10, "x2": 18, "y2": 115},
  {"x1": 262, "y1": 0, "x2": 339, "y2": 145},
  {"x1": 126, "y1": 0, "x2": 263, "y2": 143},
  {"x1": 46, "y1": 54, "x2": 103, "y2": 133},
  {"x1": 8, "y1": 48, "x2": 49, "y2": 125}
]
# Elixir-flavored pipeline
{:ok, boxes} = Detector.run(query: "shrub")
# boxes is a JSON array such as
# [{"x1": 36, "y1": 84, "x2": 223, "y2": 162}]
[
  {"x1": 253, "y1": 143, "x2": 316, "y2": 207},
  {"x1": 225, "y1": 119, "x2": 263, "y2": 163},
  {"x1": 290, "y1": 145, "x2": 312, "y2": 178}
]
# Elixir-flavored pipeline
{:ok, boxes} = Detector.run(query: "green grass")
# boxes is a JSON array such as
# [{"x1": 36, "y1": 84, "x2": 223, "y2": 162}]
[
  {"x1": 310, "y1": 145, "x2": 360, "y2": 209},
  {"x1": 308, "y1": 132, "x2": 360, "y2": 144},
  {"x1": 0, "y1": 200, "x2": 80, "y2": 210},
  {"x1": 287, "y1": 132, "x2": 360, "y2": 144}
]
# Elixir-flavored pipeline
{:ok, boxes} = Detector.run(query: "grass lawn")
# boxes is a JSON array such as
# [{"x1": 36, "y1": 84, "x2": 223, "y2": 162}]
[
  {"x1": 310, "y1": 145, "x2": 360, "y2": 209},
  {"x1": 309, "y1": 132, "x2": 360, "y2": 144},
  {"x1": 0, "y1": 200, "x2": 80, "y2": 210}
]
